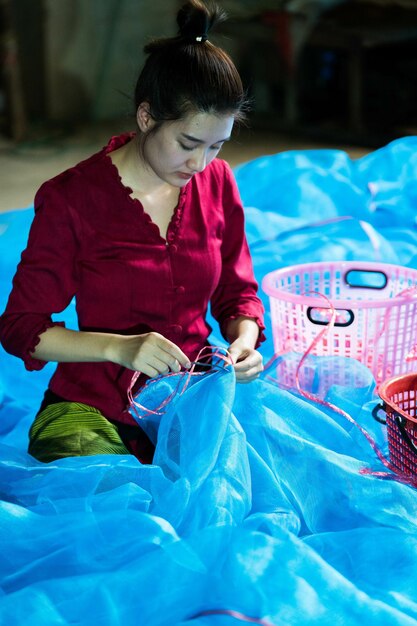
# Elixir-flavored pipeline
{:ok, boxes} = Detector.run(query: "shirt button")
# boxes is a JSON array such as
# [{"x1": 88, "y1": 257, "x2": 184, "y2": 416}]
[
  {"x1": 166, "y1": 232, "x2": 175, "y2": 242},
  {"x1": 172, "y1": 324, "x2": 182, "y2": 334},
  {"x1": 175, "y1": 286, "x2": 185, "y2": 294},
  {"x1": 169, "y1": 244, "x2": 178, "y2": 253}
]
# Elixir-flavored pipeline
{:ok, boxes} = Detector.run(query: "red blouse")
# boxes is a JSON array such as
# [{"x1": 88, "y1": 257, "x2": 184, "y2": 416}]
[{"x1": 0, "y1": 134, "x2": 265, "y2": 425}]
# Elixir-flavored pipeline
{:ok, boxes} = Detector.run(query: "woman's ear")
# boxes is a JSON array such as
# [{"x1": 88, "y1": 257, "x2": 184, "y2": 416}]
[{"x1": 136, "y1": 102, "x2": 155, "y2": 132}]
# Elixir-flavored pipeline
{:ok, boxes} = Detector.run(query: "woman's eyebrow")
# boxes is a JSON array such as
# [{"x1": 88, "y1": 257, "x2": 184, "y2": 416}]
[{"x1": 181, "y1": 133, "x2": 231, "y2": 144}]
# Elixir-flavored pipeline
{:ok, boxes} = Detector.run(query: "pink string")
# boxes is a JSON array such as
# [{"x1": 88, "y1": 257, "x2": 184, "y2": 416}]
[
  {"x1": 265, "y1": 290, "x2": 417, "y2": 489},
  {"x1": 370, "y1": 285, "x2": 417, "y2": 371},
  {"x1": 128, "y1": 346, "x2": 233, "y2": 420},
  {"x1": 188, "y1": 609, "x2": 275, "y2": 625},
  {"x1": 293, "y1": 294, "x2": 397, "y2": 468},
  {"x1": 405, "y1": 344, "x2": 417, "y2": 362}
]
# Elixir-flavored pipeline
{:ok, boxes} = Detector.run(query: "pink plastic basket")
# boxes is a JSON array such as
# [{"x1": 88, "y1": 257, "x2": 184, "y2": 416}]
[{"x1": 262, "y1": 261, "x2": 417, "y2": 386}]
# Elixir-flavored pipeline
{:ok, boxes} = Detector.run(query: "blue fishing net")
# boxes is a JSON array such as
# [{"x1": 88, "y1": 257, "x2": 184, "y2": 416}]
[{"x1": 2, "y1": 137, "x2": 417, "y2": 625}]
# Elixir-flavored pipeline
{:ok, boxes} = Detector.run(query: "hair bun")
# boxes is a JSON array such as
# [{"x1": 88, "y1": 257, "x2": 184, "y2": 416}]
[
  {"x1": 177, "y1": 0, "x2": 226, "y2": 43},
  {"x1": 136, "y1": 0, "x2": 248, "y2": 124}
]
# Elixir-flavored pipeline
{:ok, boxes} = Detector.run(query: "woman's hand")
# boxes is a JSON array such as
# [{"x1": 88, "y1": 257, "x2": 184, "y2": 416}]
[
  {"x1": 107, "y1": 332, "x2": 191, "y2": 377},
  {"x1": 228, "y1": 340, "x2": 263, "y2": 383},
  {"x1": 225, "y1": 316, "x2": 263, "y2": 383}
]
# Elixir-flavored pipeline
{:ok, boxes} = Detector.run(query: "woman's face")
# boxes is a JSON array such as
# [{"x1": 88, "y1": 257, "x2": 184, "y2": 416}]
[{"x1": 138, "y1": 107, "x2": 235, "y2": 187}]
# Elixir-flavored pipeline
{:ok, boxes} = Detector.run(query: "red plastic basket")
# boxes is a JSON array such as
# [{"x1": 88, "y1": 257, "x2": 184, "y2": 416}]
[
  {"x1": 262, "y1": 261, "x2": 417, "y2": 386},
  {"x1": 377, "y1": 373, "x2": 417, "y2": 477}
]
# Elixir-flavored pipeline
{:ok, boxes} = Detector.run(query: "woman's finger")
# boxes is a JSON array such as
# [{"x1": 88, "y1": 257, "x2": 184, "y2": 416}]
[{"x1": 154, "y1": 335, "x2": 191, "y2": 369}]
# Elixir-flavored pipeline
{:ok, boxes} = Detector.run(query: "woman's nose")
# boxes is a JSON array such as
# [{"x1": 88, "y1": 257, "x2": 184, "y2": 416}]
[{"x1": 187, "y1": 149, "x2": 207, "y2": 173}]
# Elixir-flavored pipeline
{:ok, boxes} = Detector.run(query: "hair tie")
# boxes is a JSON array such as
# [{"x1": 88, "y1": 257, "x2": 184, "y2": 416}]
[{"x1": 195, "y1": 34, "x2": 208, "y2": 42}]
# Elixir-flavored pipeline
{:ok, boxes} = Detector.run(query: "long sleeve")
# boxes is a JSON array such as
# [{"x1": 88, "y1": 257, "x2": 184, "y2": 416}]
[
  {"x1": 0, "y1": 182, "x2": 80, "y2": 370},
  {"x1": 210, "y1": 164, "x2": 265, "y2": 347}
]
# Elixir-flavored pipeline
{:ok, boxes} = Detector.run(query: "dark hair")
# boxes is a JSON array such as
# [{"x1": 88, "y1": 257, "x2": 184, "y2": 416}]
[{"x1": 134, "y1": 0, "x2": 249, "y2": 128}]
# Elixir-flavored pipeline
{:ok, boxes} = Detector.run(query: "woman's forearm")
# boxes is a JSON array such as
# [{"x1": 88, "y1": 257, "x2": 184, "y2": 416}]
[
  {"x1": 225, "y1": 316, "x2": 260, "y2": 349},
  {"x1": 32, "y1": 325, "x2": 120, "y2": 363},
  {"x1": 31, "y1": 325, "x2": 190, "y2": 377}
]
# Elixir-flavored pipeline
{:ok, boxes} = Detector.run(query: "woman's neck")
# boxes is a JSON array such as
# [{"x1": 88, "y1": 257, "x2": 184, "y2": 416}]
[{"x1": 110, "y1": 134, "x2": 173, "y2": 196}]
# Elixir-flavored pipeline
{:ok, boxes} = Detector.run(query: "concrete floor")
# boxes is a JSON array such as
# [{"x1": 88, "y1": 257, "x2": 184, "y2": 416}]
[{"x1": 0, "y1": 119, "x2": 370, "y2": 213}]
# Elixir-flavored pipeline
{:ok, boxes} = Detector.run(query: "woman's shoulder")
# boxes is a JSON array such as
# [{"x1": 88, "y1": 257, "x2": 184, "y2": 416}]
[
  {"x1": 36, "y1": 133, "x2": 134, "y2": 199},
  {"x1": 205, "y1": 157, "x2": 232, "y2": 176},
  {"x1": 35, "y1": 150, "x2": 104, "y2": 201},
  {"x1": 195, "y1": 157, "x2": 234, "y2": 189},
  {"x1": 190, "y1": 158, "x2": 241, "y2": 210}
]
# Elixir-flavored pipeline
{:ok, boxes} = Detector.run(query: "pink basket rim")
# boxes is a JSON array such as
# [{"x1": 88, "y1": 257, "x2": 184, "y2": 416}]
[{"x1": 262, "y1": 261, "x2": 417, "y2": 310}]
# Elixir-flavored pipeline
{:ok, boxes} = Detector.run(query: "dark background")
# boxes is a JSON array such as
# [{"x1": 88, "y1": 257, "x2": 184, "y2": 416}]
[{"x1": 1, "y1": 0, "x2": 417, "y2": 148}]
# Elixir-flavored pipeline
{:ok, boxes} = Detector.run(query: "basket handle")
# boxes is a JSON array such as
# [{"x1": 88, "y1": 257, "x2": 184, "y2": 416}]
[
  {"x1": 307, "y1": 306, "x2": 354, "y2": 327},
  {"x1": 344, "y1": 268, "x2": 388, "y2": 290},
  {"x1": 395, "y1": 415, "x2": 417, "y2": 457},
  {"x1": 371, "y1": 402, "x2": 387, "y2": 425}
]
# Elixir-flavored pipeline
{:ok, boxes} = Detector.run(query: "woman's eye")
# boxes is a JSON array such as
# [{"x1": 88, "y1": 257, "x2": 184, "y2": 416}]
[{"x1": 179, "y1": 141, "x2": 223, "y2": 152}]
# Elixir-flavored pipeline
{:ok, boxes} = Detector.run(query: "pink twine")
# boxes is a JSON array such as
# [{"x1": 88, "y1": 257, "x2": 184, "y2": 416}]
[
  {"x1": 189, "y1": 609, "x2": 275, "y2": 625},
  {"x1": 265, "y1": 290, "x2": 417, "y2": 489},
  {"x1": 128, "y1": 346, "x2": 233, "y2": 420},
  {"x1": 406, "y1": 344, "x2": 417, "y2": 362},
  {"x1": 370, "y1": 285, "x2": 417, "y2": 372}
]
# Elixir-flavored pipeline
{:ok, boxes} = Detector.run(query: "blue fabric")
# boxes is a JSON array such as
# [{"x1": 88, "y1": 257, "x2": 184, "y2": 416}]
[{"x1": 2, "y1": 137, "x2": 417, "y2": 625}]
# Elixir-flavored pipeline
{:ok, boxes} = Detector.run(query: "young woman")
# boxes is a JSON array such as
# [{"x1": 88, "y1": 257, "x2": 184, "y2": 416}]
[{"x1": 0, "y1": 0, "x2": 265, "y2": 463}]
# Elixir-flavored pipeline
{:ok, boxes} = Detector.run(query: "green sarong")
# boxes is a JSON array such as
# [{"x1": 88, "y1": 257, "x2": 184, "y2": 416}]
[{"x1": 28, "y1": 401, "x2": 130, "y2": 463}]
